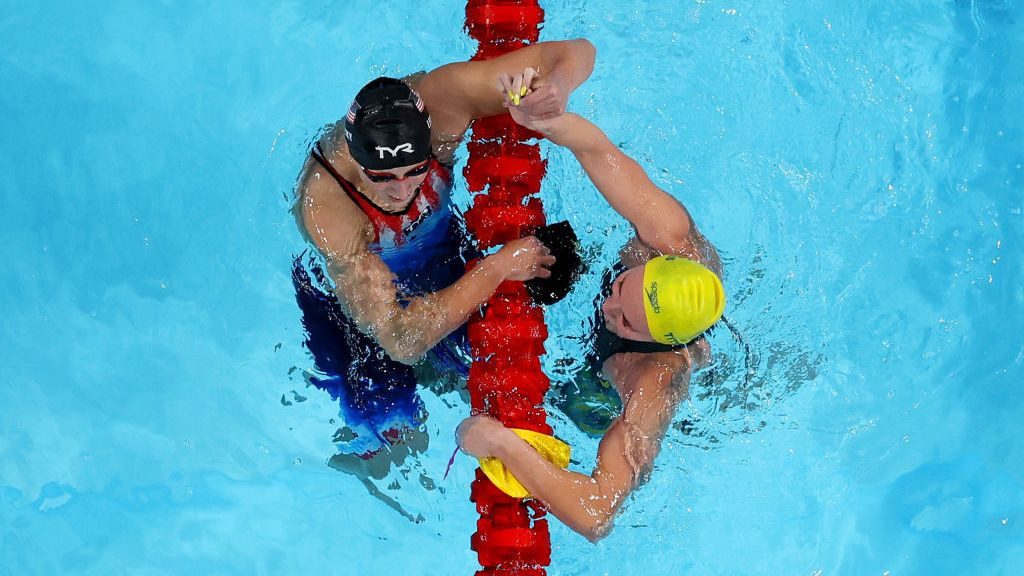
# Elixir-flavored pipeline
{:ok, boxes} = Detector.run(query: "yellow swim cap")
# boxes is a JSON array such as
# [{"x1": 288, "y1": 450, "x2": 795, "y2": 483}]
[
  {"x1": 642, "y1": 255, "x2": 726, "y2": 346},
  {"x1": 479, "y1": 428, "x2": 571, "y2": 499}
]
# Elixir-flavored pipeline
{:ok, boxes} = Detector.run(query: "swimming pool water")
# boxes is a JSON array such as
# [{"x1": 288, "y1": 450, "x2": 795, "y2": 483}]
[{"x1": 2, "y1": 1, "x2": 1021, "y2": 574}]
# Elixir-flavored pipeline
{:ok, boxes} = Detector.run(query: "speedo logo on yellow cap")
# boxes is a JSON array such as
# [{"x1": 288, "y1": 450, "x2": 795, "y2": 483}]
[
  {"x1": 645, "y1": 282, "x2": 661, "y2": 313},
  {"x1": 642, "y1": 255, "x2": 726, "y2": 346}
]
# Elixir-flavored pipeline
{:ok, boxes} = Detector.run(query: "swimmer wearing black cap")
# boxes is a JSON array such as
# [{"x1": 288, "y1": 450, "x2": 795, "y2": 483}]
[
  {"x1": 292, "y1": 41, "x2": 596, "y2": 476},
  {"x1": 458, "y1": 79, "x2": 724, "y2": 542}
]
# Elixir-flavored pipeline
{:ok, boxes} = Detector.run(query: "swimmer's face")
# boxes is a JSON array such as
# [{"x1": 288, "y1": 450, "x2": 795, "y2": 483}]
[
  {"x1": 357, "y1": 159, "x2": 431, "y2": 211},
  {"x1": 601, "y1": 267, "x2": 653, "y2": 341}
]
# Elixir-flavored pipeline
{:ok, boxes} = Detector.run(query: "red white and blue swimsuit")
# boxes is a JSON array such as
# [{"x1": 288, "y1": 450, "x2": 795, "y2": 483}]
[{"x1": 292, "y1": 142, "x2": 475, "y2": 457}]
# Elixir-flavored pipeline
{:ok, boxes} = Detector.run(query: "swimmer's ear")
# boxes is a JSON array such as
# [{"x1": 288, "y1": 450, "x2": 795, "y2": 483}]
[{"x1": 526, "y1": 220, "x2": 586, "y2": 306}]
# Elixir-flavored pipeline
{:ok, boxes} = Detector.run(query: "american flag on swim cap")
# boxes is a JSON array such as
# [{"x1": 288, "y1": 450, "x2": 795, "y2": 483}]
[
  {"x1": 411, "y1": 89, "x2": 424, "y2": 112},
  {"x1": 346, "y1": 100, "x2": 360, "y2": 124}
]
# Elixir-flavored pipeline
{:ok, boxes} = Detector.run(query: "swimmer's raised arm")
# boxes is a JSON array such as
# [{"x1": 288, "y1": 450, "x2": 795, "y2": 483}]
[
  {"x1": 415, "y1": 39, "x2": 595, "y2": 140},
  {"x1": 511, "y1": 110, "x2": 721, "y2": 276}
]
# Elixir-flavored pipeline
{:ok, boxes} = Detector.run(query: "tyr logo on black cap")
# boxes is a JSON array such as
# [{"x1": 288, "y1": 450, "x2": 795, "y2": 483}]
[
  {"x1": 345, "y1": 77, "x2": 432, "y2": 170},
  {"x1": 375, "y1": 143, "x2": 415, "y2": 159}
]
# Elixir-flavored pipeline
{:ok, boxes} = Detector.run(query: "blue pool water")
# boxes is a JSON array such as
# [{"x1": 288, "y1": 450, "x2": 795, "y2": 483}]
[{"x1": 2, "y1": 1, "x2": 1022, "y2": 574}]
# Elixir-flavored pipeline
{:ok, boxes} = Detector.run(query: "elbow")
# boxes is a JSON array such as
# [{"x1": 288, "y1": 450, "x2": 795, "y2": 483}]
[
  {"x1": 549, "y1": 38, "x2": 596, "y2": 83},
  {"x1": 641, "y1": 229, "x2": 691, "y2": 257},
  {"x1": 583, "y1": 526, "x2": 609, "y2": 544},
  {"x1": 568, "y1": 497, "x2": 617, "y2": 543},
  {"x1": 578, "y1": 513, "x2": 615, "y2": 544},
  {"x1": 569, "y1": 38, "x2": 597, "y2": 78},
  {"x1": 383, "y1": 344, "x2": 424, "y2": 366},
  {"x1": 377, "y1": 333, "x2": 427, "y2": 366},
  {"x1": 385, "y1": 348, "x2": 421, "y2": 366},
  {"x1": 662, "y1": 233, "x2": 693, "y2": 256},
  {"x1": 573, "y1": 38, "x2": 597, "y2": 64}
]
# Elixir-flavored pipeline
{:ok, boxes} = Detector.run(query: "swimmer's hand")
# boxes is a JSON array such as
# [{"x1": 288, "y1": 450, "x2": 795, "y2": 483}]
[
  {"x1": 457, "y1": 414, "x2": 517, "y2": 459},
  {"x1": 492, "y1": 235, "x2": 556, "y2": 282},
  {"x1": 500, "y1": 71, "x2": 562, "y2": 135},
  {"x1": 506, "y1": 101, "x2": 556, "y2": 135},
  {"x1": 498, "y1": 67, "x2": 567, "y2": 122}
]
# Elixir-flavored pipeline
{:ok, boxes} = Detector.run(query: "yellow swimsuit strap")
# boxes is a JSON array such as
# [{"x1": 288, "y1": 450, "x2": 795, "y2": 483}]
[{"x1": 478, "y1": 428, "x2": 571, "y2": 499}]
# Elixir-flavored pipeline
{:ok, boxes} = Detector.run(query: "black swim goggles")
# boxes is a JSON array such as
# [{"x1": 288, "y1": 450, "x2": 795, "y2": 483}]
[{"x1": 361, "y1": 159, "x2": 431, "y2": 183}]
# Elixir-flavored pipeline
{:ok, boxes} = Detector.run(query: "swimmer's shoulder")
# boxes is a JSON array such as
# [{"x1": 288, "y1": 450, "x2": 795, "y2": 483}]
[
  {"x1": 294, "y1": 145, "x2": 373, "y2": 252},
  {"x1": 402, "y1": 71, "x2": 427, "y2": 89},
  {"x1": 601, "y1": 347, "x2": 689, "y2": 396}
]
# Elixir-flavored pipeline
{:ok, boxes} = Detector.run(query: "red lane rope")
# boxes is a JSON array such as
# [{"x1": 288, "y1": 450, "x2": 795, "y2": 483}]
[{"x1": 463, "y1": 2, "x2": 552, "y2": 574}]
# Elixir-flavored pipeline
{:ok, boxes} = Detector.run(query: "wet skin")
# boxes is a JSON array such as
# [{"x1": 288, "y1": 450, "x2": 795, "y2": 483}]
[{"x1": 601, "y1": 267, "x2": 653, "y2": 342}]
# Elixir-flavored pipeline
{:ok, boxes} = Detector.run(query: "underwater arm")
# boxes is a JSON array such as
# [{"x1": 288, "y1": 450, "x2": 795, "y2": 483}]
[
  {"x1": 330, "y1": 241, "x2": 554, "y2": 365},
  {"x1": 459, "y1": 352, "x2": 695, "y2": 542},
  {"x1": 300, "y1": 179, "x2": 554, "y2": 365},
  {"x1": 459, "y1": 415, "x2": 635, "y2": 542}
]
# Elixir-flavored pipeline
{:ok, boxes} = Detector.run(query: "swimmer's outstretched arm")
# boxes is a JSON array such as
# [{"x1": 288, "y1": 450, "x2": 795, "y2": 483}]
[
  {"x1": 510, "y1": 110, "x2": 722, "y2": 276},
  {"x1": 416, "y1": 39, "x2": 596, "y2": 141}
]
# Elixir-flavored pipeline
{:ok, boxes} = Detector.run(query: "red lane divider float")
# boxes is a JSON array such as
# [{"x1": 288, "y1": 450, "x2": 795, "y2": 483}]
[{"x1": 463, "y1": 2, "x2": 553, "y2": 575}]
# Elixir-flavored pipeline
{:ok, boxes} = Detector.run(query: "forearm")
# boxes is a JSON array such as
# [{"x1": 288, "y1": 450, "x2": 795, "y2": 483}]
[
  {"x1": 533, "y1": 112, "x2": 606, "y2": 153},
  {"x1": 517, "y1": 362, "x2": 687, "y2": 539},
  {"x1": 541, "y1": 114, "x2": 645, "y2": 198},
  {"x1": 494, "y1": 432, "x2": 624, "y2": 542},
  {"x1": 382, "y1": 256, "x2": 508, "y2": 364},
  {"x1": 534, "y1": 114, "x2": 705, "y2": 256}
]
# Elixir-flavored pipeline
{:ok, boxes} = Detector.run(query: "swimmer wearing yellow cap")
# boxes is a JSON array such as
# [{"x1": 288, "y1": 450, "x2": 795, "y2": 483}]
[
  {"x1": 458, "y1": 95, "x2": 725, "y2": 543},
  {"x1": 602, "y1": 254, "x2": 725, "y2": 346}
]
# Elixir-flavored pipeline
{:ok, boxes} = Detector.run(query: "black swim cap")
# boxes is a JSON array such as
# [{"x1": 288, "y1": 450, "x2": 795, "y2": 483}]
[
  {"x1": 525, "y1": 221, "x2": 586, "y2": 306},
  {"x1": 344, "y1": 77, "x2": 432, "y2": 170}
]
